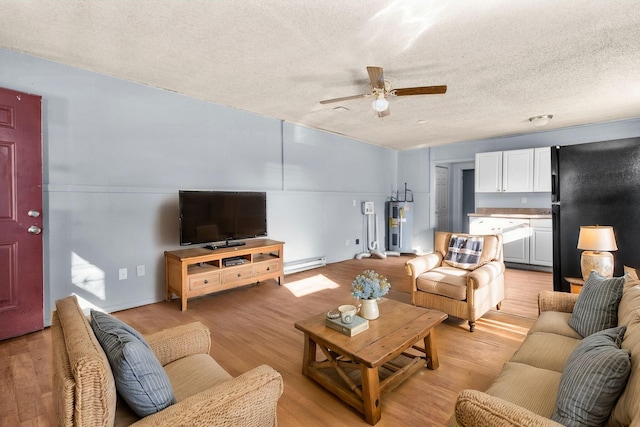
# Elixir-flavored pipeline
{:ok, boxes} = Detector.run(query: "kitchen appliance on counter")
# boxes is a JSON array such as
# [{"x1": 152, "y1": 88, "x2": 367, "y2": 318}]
[{"x1": 551, "y1": 138, "x2": 640, "y2": 291}]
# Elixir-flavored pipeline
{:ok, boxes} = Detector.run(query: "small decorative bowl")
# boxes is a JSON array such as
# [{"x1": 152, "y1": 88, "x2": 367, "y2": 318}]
[{"x1": 326, "y1": 309, "x2": 340, "y2": 320}]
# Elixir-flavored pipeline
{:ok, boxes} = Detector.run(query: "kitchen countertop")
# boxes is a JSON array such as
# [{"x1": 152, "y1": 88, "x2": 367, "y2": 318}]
[{"x1": 468, "y1": 208, "x2": 552, "y2": 219}]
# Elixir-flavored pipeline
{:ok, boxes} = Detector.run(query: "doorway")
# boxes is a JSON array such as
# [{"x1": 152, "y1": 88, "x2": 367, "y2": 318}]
[
  {"x1": 435, "y1": 166, "x2": 449, "y2": 231},
  {"x1": 431, "y1": 160, "x2": 476, "y2": 233}
]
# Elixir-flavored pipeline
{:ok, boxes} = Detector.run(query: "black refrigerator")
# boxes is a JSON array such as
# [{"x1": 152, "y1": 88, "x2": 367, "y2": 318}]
[{"x1": 551, "y1": 138, "x2": 640, "y2": 291}]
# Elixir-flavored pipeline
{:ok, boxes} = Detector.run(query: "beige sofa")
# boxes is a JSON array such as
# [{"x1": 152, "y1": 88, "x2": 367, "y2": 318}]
[
  {"x1": 52, "y1": 295, "x2": 283, "y2": 426},
  {"x1": 448, "y1": 274, "x2": 640, "y2": 426},
  {"x1": 406, "y1": 232, "x2": 505, "y2": 332}
]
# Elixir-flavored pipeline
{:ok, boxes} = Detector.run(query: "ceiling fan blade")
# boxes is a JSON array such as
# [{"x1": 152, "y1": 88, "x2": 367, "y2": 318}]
[
  {"x1": 367, "y1": 66, "x2": 385, "y2": 89},
  {"x1": 393, "y1": 85, "x2": 447, "y2": 96},
  {"x1": 319, "y1": 93, "x2": 370, "y2": 104}
]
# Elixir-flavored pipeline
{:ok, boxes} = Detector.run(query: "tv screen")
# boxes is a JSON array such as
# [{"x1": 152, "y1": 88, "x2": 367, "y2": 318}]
[{"x1": 179, "y1": 190, "x2": 267, "y2": 246}]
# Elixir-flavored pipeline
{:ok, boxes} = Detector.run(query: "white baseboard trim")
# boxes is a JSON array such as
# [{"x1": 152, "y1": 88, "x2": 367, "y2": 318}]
[{"x1": 284, "y1": 256, "x2": 327, "y2": 275}]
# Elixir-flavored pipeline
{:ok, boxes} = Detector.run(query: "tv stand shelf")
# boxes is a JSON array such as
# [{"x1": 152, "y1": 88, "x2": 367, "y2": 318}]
[{"x1": 165, "y1": 239, "x2": 284, "y2": 311}]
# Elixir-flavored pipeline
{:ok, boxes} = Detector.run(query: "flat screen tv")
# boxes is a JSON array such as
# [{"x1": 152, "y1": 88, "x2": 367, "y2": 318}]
[{"x1": 179, "y1": 190, "x2": 267, "y2": 247}]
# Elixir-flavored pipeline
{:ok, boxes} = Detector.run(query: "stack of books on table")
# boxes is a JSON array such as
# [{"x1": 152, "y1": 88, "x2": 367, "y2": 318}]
[{"x1": 325, "y1": 315, "x2": 369, "y2": 337}]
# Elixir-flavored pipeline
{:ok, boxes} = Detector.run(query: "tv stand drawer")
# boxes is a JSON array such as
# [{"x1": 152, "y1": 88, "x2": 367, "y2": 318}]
[
  {"x1": 189, "y1": 272, "x2": 221, "y2": 291},
  {"x1": 254, "y1": 260, "x2": 281, "y2": 276},
  {"x1": 221, "y1": 265, "x2": 254, "y2": 283}
]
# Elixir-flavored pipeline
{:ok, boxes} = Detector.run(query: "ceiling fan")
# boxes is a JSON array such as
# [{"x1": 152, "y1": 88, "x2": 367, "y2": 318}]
[{"x1": 320, "y1": 66, "x2": 447, "y2": 118}]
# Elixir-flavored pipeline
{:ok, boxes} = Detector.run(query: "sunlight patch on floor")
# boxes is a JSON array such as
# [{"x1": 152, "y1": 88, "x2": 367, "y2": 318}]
[
  {"x1": 284, "y1": 274, "x2": 340, "y2": 297},
  {"x1": 478, "y1": 317, "x2": 530, "y2": 337}
]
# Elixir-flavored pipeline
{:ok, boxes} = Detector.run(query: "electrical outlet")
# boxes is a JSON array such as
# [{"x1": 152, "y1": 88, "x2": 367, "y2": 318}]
[
  {"x1": 521, "y1": 197, "x2": 527, "y2": 204},
  {"x1": 136, "y1": 265, "x2": 145, "y2": 277},
  {"x1": 356, "y1": 239, "x2": 360, "y2": 245},
  {"x1": 119, "y1": 268, "x2": 127, "y2": 280}
]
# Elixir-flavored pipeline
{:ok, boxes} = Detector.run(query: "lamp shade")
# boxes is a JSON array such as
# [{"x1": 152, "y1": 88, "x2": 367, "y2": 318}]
[{"x1": 577, "y1": 225, "x2": 618, "y2": 252}]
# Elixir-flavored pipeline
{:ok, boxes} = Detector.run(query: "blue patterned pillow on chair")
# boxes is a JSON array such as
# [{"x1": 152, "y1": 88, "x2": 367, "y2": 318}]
[
  {"x1": 91, "y1": 310, "x2": 175, "y2": 417},
  {"x1": 443, "y1": 235, "x2": 484, "y2": 270}
]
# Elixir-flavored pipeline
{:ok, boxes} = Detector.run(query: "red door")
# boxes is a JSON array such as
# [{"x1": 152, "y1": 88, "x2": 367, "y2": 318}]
[{"x1": 0, "y1": 87, "x2": 43, "y2": 340}]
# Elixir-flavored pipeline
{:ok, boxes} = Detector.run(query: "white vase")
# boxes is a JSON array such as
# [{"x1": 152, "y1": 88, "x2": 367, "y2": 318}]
[{"x1": 360, "y1": 298, "x2": 379, "y2": 320}]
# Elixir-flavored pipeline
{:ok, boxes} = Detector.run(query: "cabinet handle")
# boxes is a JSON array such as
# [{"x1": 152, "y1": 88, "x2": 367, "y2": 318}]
[
  {"x1": 237, "y1": 273, "x2": 241, "y2": 277},
  {"x1": 266, "y1": 267, "x2": 270, "y2": 271},
  {"x1": 204, "y1": 279, "x2": 208, "y2": 284}
]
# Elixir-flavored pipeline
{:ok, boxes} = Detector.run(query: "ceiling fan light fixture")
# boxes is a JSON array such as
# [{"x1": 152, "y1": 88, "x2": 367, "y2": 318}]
[
  {"x1": 372, "y1": 95, "x2": 389, "y2": 112},
  {"x1": 529, "y1": 114, "x2": 553, "y2": 127}
]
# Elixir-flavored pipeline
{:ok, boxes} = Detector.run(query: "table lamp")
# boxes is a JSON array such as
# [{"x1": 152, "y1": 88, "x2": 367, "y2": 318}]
[{"x1": 577, "y1": 225, "x2": 618, "y2": 280}]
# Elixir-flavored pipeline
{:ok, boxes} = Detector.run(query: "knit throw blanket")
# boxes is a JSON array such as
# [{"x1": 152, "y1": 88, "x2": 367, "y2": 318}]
[{"x1": 444, "y1": 235, "x2": 484, "y2": 270}]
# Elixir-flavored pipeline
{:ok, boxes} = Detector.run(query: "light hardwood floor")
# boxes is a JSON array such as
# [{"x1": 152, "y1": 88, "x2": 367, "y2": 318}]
[{"x1": 1, "y1": 255, "x2": 552, "y2": 426}]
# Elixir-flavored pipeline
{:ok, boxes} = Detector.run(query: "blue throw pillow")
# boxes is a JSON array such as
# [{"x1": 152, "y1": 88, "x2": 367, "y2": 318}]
[
  {"x1": 552, "y1": 326, "x2": 631, "y2": 426},
  {"x1": 569, "y1": 271, "x2": 625, "y2": 337},
  {"x1": 91, "y1": 310, "x2": 175, "y2": 417}
]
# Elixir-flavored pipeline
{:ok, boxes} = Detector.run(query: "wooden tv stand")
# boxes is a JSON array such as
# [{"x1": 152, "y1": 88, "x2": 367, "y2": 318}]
[{"x1": 165, "y1": 239, "x2": 284, "y2": 311}]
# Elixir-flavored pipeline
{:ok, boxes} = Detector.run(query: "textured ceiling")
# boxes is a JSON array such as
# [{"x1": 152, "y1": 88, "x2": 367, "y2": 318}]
[{"x1": 1, "y1": 1, "x2": 639, "y2": 150}]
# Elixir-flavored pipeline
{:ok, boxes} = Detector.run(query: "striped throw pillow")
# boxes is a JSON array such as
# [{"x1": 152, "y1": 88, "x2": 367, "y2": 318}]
[
  {"x1": 569, "y1": 271, "x2": 625, "y2": 338},
  {"x1": 552, "y1": 326, "x2": 631, "y2": 426}
]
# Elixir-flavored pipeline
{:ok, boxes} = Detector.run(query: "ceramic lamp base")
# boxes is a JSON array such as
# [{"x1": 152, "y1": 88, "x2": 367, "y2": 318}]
[{"x1": 581, "y1": 251, "x2": 614, "y2": 280}]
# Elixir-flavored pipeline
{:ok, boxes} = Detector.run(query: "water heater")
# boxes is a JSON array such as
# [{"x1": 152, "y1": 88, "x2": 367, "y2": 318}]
[{"x1": 386, "y1": 201, "x2": 413, "y2": 253}]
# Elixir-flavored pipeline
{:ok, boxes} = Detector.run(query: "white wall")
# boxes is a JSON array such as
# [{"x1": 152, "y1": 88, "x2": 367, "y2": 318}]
[
  {"x1": 0, "y1": 48, "x2": 397, "y2": 324},
  {"x1": 397, "y1": 149, "x2": 433, "y2": 253}
]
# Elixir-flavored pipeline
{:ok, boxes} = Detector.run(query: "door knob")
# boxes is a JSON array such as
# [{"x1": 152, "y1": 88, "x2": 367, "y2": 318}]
[
  {"x1": 28, "y1": 210, "x2": 40, "y2": 218},
  {"x1": 28, "y1": 225, "x2": 42, "y2": 235}
]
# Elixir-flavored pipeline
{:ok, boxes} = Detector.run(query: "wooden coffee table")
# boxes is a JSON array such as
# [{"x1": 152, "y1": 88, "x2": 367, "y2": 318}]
[{"x1": 294, "y1": 299, "x2": 447, "y2": 425}]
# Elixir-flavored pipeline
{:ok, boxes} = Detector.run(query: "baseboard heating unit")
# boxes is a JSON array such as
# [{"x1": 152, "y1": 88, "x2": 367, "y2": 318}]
[{"x1": 283, "y1": 256, "x2": 327, "y2": 275}]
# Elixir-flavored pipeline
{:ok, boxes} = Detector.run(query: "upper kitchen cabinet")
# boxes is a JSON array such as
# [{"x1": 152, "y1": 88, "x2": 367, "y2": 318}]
[
  {"x1": 475, "y1": 151, "x2": 502, "y2": 192},
  {"x1": 533, "y1": 147, "x2": 551, "y2": 192},
  {"x1": 475, "y1": 147, "x2": 551, "y2": 193},
  {"x1": 503, "y1": 149, "x2": 534, "y2": 192}
]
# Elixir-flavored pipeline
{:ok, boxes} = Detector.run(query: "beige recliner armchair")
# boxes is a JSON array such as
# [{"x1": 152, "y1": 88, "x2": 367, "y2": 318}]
[{"x1": 406, "y1": 232, "x2": 505, "y2": 332}]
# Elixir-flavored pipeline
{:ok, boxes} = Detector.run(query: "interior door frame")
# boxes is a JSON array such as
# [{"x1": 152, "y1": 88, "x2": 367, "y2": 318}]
[{"x1": 430, "y1": 158, "x2": 475, "y2": 232}]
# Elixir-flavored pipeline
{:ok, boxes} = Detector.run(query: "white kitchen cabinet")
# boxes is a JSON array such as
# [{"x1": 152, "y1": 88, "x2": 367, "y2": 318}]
[
  {"x1": 469, "y1": 216, "x2": 531, "y2": 264},
  {"x1": 475, "y1": 151, "x2": 502, "y2": 192},
  {"x1": 533, "y1": 147, "x2": 551, "y2": 192},
  {"x1": 502, "y1": 149, "x2": 534, "y2": 192},
  {"x1": 530, "y1": 218, "x2": 553, "y2": 266},
  {"x1": 475, "y1": 147, "x2": 551, "y2": 193}
]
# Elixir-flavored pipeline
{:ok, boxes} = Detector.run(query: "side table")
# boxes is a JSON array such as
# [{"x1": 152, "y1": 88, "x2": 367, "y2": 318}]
[{"x1": 565, "y1": 277, "x2": 585, "y2": 294}]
